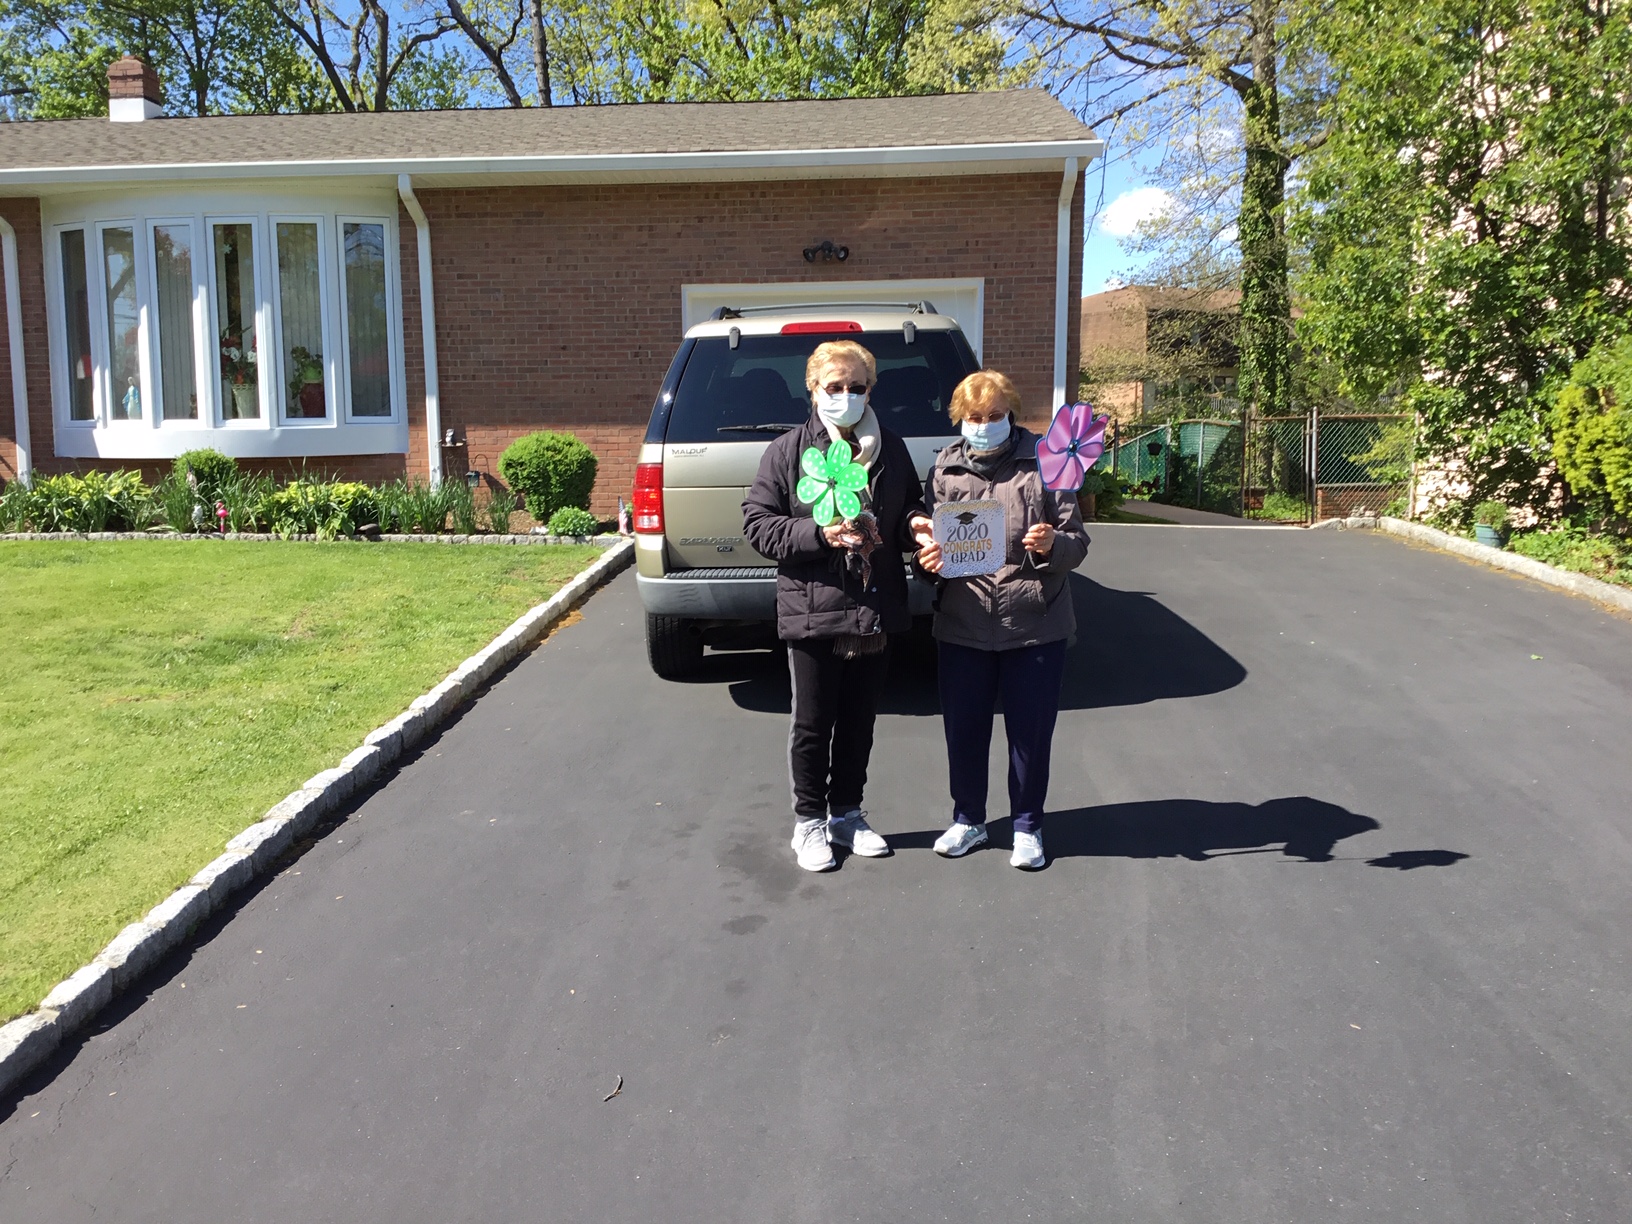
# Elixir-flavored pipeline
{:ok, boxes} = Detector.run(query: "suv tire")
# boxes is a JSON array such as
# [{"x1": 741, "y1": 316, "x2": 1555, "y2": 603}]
[{"x1": 646, "y1": 614, "x2": 703, "y2": 679}]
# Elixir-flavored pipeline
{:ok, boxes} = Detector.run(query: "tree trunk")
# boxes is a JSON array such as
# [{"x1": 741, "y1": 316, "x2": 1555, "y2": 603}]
[
  {"x1": 530, "y1": 0, "x2": 551, "y2": 106},
  {"x1": 1237, "y1": 0, "x2": 1292, "y2": 419}
]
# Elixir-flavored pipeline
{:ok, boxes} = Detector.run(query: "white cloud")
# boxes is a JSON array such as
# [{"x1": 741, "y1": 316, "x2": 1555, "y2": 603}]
[{"x1": 1097, "y1": 187, "x2": 1174, "y2": 238}]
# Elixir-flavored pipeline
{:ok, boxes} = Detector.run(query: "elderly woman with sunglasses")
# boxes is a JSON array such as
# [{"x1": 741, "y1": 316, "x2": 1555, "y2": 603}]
[
  {"x1": 743, "y1": 340, "x2": 935, "y2": 872},
  {"x1": 915, "y1": 370, "x2": 1089, "y2": 869}
]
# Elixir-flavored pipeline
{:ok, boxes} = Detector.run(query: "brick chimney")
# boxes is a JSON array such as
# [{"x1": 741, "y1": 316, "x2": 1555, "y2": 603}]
[{"x1": 107, "y1": 55, "x2": 164, "y2": 122}]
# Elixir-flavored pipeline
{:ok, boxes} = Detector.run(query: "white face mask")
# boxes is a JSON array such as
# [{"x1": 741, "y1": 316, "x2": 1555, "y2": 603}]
[
  {"x1": 961, "y1": 414, "x2": 1011, "y2": 452},
  {"x1": 815, "y1": 388, "x2": 867, "y2": 428}
]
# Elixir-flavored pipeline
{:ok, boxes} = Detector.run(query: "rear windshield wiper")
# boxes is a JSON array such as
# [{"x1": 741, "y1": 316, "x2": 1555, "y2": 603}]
[{"x1": 717, "y1": 423, "x2": 800, "y2": 434}]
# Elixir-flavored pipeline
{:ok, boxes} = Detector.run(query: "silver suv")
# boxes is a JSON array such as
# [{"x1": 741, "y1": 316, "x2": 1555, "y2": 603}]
[{"x1": 633, "y1": 303, "x2": 981, "y2": 678}]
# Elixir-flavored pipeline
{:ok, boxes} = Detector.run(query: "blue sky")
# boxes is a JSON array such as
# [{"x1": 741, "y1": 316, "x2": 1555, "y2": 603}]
[{"x1": 1079, "y1": 148, "x2": 1173, "y2": 296}]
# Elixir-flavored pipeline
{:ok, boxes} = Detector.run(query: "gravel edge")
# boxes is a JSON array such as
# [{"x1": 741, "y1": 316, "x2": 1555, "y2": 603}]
[
  {"x1": 0, "y1": 538, "x2": 634, "y2": 1096},
  {"x1": 1311, "y1": 514, "x2": 1632, "y2": 616}
]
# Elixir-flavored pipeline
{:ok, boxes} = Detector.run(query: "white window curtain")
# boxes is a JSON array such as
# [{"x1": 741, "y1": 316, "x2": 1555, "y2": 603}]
[
  {"x1": 275, "y1": 222, "x2": 325, "y2": 420},
  {"x1": 213, "y1": 222, "x2": 259, "y2": 420},
  {"x1": 152, "y1": 224, "x2": 198, "y2": 420}
]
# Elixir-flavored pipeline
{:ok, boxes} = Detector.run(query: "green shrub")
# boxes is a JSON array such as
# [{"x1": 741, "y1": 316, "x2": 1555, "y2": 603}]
[
  {"x1": 498, "y1": 432, "x2": 597, "y2": 522},
  {"x1": 0, "y1": 478, "x2": 30, "y2": 531},
  {"x1": 1511, "y1": 528, "x2": 1628, "y2": 584},
  {"x1": 1472, "y1": 500, "x2": 1510, "y2": 528},
  {"x1": 172, "y1": 449, "x2": 239, "y2": 504},
  {"x1": 398, "y1": 479, "x2": 451, "y2": 533},
  {"x1": 1550, "y1": 336, "x2": 1632, "y2": 526},
  {"x1": 1078, "y1": 466, "x2": 1127, "y2": 517},
  {"x1": 546, "y1": 505, "x2": 600, "y2": 536},
  {"x1": 1248, "y1": 491, "x2": 1311, "y2": 521},
  {"x1": 263, "y1": 479, "x2": 376, "y2": 539},
  {"x1": 447, "y1": 480, "x2": 479, "y2": 535},
  {"x1": 23, "y1": 471, "x2": 154, "y2": 532},
  {"x1": 485, "y1": 484, "x2": 518, "y2": 534}
]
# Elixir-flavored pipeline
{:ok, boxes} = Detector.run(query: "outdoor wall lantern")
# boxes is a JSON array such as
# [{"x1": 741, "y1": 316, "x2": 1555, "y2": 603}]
[
  {"x1": 464, "y1": 469, "x2": 482, "y2": 491},
  {"x1": 803, "y1": 240, "x2": 849, "y2": 263}
]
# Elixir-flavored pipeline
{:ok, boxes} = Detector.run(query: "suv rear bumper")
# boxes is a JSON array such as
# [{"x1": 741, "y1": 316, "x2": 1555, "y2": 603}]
[{"x1": 637, "y1": 565, "x2": 937, "y2": 621}]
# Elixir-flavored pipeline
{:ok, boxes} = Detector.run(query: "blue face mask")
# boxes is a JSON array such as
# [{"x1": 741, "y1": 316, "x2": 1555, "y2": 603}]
[{"x1": 961, "y1": 414, "x2": 1011, "y2": 453}]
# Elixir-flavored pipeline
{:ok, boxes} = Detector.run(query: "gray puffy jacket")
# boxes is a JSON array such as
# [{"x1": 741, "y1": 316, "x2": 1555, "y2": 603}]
[{"x1": 922, "y1": 426, "x2": 1090, "y2": 651}]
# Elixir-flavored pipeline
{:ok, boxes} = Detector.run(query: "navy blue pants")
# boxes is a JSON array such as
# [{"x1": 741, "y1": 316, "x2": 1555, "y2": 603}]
[{"x1": 938, "y1": 639, "x2": 1068, "y2": 835}]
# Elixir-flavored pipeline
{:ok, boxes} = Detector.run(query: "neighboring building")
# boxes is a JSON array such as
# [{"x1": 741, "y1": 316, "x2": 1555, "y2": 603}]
[
  {"x1": 1079, "y1": 285, "x2": 1240, "y2": 422},
  {"x1": 0, "y1": 58, "x2": 1100, "y2": 512}
]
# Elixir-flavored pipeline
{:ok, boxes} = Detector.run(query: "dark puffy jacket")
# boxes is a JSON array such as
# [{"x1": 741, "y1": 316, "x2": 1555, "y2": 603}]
[
  {"x1": 922, "y1": 425, "x2": 1090, "y2": 651},
  {"x1": 742, "y1": 413, "x2": 925, "y2": 641}
]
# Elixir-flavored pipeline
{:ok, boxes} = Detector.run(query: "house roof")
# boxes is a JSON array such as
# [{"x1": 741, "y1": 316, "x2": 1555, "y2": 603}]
[
  {"x1": 1083, "y1": 286, "x2": 1241, "y2": 314},
  {"x1": 0, "y1": 89, "x2": 1100, "y2": 189}
]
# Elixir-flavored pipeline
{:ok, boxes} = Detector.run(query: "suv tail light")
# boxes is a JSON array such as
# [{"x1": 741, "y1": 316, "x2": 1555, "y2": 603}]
[
  {"x1": 632, "y1": 462, "x2": 664, "y2": 534},
  {"x1": 780, "y1": 321, "x2": 861, "y2": 334}
]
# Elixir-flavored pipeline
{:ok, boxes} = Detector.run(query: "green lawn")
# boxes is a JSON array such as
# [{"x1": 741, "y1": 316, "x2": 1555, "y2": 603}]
[{"x1": 0, "y1": 540, "x2": 601, "y2": 1021}]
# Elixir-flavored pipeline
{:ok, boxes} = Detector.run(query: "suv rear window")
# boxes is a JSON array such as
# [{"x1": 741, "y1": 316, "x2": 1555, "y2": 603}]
[{"x1": 662, "y1": 330, "x2": 977, "y2": 444}]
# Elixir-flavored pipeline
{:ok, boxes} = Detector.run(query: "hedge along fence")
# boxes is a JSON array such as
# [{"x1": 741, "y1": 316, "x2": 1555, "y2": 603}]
[{"x1": 0, "y1": 433, "x2": 600, "y2": 539}]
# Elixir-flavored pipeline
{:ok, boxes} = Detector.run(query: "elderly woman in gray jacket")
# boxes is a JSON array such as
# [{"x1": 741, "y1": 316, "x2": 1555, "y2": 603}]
[{"x1": 916, "y1": 370, "x2": 1090, "y2": 869}]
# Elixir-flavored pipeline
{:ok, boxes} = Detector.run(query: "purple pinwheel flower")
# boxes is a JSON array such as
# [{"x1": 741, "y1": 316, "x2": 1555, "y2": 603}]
[{"x1": 1036, "y1": 402, "x2": 1109, "y2": 491}]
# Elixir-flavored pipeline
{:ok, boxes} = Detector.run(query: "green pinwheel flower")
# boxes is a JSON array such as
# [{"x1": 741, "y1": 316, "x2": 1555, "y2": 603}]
[{"x1": 795, "y1": 440, "x2": 868, "y2": 526}]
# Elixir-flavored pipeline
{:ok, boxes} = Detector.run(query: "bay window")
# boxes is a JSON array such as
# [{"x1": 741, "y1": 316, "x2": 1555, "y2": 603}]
[{"x1": 48, "y1": 191, "x2": 404, "y2": 459}]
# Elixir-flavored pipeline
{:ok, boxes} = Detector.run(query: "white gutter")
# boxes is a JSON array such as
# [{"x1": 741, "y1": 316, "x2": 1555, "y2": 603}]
[
  {"x1": 396, "y1": 174, "x2": 442, "y2": 486},
  {"x1": 1051, "y1": 157, "x2": 1079, "y2": 412},
  {"x1": 0, "y1": 139, "x2": 1105, "y2": 188},
  {"x1": 0, "y1": 216, "x2": 30, "y2": 483}
]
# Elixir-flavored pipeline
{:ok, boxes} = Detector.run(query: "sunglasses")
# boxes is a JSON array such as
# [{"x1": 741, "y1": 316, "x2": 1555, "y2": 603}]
[{"x1": 821, "y1": 382, "x2": 869, "y2": 396}]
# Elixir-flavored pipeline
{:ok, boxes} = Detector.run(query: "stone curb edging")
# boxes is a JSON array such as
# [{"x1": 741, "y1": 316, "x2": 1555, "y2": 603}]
[
  {"x1": 0, "y1": 531, "x2": 625, "y2": 546},
  {"x1": 0, "y1": 537, "x2": 635, "y2": 1096},
  {"x1": 1312, "y1": 514, "x2": 1632, "y2": 616}
]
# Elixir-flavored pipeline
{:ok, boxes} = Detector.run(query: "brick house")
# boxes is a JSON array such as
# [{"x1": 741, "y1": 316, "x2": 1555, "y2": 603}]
[
  {"x1": 0, "y1": 58, "x2": 1099, "y2": 513},
  {"x1": 1080, "y1": 286, "x2": 1242, "y2": 422}
]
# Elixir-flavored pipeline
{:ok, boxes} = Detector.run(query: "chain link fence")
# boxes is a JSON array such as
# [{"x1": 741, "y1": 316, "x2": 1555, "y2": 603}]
[
  {"x1": 1110, "y1": 419, "x2": 1243, "y2": 514},
  {"x1": 1311, "y1": 414, "x2": 1414, "y2": 520}
]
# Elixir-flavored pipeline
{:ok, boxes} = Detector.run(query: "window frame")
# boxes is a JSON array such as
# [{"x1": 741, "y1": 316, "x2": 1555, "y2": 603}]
[
  {"x1": 268, "y1": 213, "x2": 335, "y2": 428},
  {"x1": 336, "y1": 214, "x2": 402, "y2": 425},
  {"x1": 203, "y1": 215, "x2": 272, "y2": 430},
  {"x1": 93, "y1": 219, "x2": 150, "y2": 430},
  {"x1": 49, "y1": 224, "x2": 99, "y2": 429},
  {"x1": 143, "y1": 216, "x2": 207, "y2": 426}
]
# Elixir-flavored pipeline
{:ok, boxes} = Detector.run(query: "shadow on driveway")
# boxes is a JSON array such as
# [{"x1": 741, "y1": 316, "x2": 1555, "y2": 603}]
[
  {"x1": 886, "y1": 796, "x2": 1383, "y2": 862},
  {"x1": 723, "y1": 573, "x2": 1247, "y2": 716}
]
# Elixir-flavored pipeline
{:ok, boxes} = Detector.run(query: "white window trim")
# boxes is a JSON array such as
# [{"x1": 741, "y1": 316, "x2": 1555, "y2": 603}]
[
  {"x1": 336, "y1": 214, "x2": 404, "y2": 425},
  {"x1": 204, "y1": 215, "x2": 271, "y2": 430},
  {"x1": 45, "y1": 189, "x2": 408, "y2": 460},
  {"x1": 269, "y1": 214, "x2": 334, "y2": 428},
  {"x1": 143, "y1": 216, "x2": 207, "y2": 427},
  {"x1": 48, "y1": 224, "x2": 97, "y2": 430},
  {"x1": 94, "y1": 219, "x2": 149, "y2": 429}
]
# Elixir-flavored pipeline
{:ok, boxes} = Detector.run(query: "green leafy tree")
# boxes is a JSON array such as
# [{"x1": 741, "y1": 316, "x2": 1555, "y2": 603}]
[
  {"x1": 1293, "y1": 0, "x2": 1632, "y2": 520},
  {"x1": 1018, "y1": 0, "x2": 1333, "y2": 419}
]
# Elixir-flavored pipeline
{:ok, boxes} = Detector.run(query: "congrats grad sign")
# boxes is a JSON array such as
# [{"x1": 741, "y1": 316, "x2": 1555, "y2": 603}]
[{"x1": 933, "y1": 500, "x2": 1006, "y2": 578}]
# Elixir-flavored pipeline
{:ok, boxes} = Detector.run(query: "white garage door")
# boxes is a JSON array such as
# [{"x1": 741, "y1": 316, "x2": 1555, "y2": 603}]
[{"x1": 680, "y1": 278, "x2": 985, "y2": 362}]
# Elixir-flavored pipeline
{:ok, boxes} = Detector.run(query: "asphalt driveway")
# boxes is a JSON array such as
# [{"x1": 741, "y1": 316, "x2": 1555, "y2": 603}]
[{"x1": 4, "y1": 524, "x2": 1631, "y2": 1222}]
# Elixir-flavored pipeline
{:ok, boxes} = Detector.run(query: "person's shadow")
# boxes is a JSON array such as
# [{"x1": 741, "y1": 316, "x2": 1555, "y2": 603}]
[
  {"x1": 887, "y1": 796, "x2": 1384, "y2": 863},
  {"x1": 726, "y1": 572, "x2": 1247, "y2": 716}
]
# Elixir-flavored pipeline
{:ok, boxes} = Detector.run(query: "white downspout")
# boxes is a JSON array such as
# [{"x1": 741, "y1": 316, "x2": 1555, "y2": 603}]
[
  {"x1": 0, "y1": 217, "x2": 31, "y2": 483},
  {"x1": 1052, "y1": 157, "x2": 1080, "y2": 413},
  {"x1": 397, "y1": 174, "x2": 442, "y2": 486}
]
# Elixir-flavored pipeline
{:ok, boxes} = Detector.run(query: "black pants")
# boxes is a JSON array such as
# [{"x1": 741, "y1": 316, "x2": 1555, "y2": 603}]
[
  {"x1": 787, "y1": 639, "x2": 889, "y2": 820},
  {"x1": 938, "y1": 638, "x2": 1068, "y2": 835}
]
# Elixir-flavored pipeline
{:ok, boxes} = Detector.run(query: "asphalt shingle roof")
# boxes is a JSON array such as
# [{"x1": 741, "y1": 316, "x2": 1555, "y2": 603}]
[{"x1": 0, "y1": 89, "x2": 1095, "y2": 171}]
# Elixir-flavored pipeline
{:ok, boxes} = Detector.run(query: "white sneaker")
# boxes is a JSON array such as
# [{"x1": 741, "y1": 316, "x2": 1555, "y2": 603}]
[
  {"x1": 1011, "y1": 830, "x2": 1045, "y2": 869},
  {"x1": 791, "y1": 817, "x2": 836, "y2": 872},
  {"x1": 934, "y1": 821, "x2": 988, "y2": 857},
  {"x1": 828, "y1": 810, "x2": 890, "y2": 857}
]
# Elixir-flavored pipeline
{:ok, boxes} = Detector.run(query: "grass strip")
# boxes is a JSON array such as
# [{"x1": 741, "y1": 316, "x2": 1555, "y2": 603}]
[{"x1": 0, "y1": 540, "x2": 599, "y2": 1020}]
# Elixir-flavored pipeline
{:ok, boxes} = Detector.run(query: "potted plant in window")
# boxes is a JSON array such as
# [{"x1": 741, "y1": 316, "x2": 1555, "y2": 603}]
[
  {"x1": 289, "y1": 346, "x2": 324, "y2": 417},
  {"x1": 1472, "y1": 500, "x2": 1510, "y2": 547},
  {"x1": 219, "y1": 329, "x2": 257, "y2": 418}
]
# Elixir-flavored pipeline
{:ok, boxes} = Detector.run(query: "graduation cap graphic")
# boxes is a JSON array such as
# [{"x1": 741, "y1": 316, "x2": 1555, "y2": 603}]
[{"x1": 955, "y1": 510, "x2": 980, "y2": 525}]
